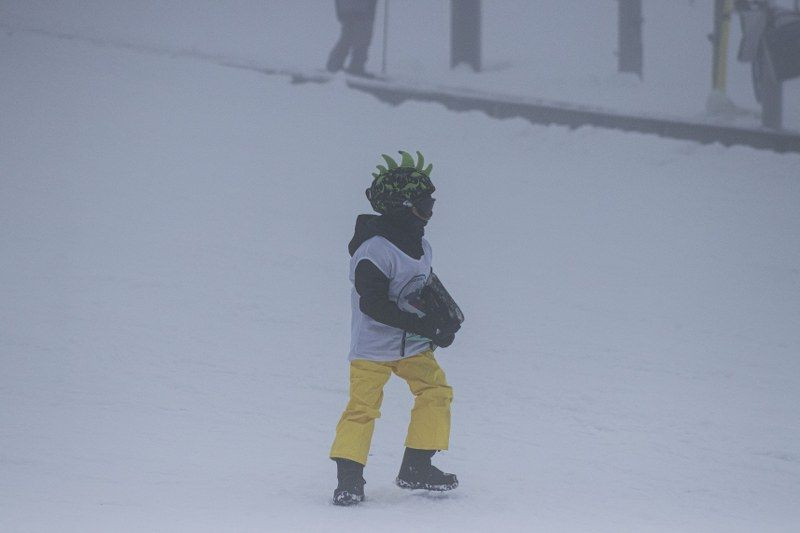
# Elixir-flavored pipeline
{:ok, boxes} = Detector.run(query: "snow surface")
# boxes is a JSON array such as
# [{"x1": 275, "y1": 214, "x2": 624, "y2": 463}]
[
  {"x1": 1, "y1": 0, "x2": 798, "y2": 131},
  {"x1": 2, "y1": 3, "x2": 800, "y2": 532}
]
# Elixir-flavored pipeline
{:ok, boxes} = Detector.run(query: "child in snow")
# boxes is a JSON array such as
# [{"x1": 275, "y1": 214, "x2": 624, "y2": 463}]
[{"x1": 330, "y1": 151, "x2": 461, "y2": 506}]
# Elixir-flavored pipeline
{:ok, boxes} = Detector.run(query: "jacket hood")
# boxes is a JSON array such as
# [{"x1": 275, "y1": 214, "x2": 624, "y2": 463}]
[
  {"x1": 348, "y1": 214, "x2": 381, "y2": 256},
  {"x1": 348, "y1": 213, "x2": 425, "y2": 259}
]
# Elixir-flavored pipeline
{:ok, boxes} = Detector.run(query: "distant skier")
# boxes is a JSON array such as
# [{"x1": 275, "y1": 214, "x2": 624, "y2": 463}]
[
  {"x1": 326, "y1": 0, "x2": 378, "y2": 77},
  {"x1": 330, "y1": 151, "x2": 462, "y2": 506}
]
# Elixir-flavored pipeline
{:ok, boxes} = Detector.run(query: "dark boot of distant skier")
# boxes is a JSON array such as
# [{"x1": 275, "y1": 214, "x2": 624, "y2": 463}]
[
  {"x1": 396, "y1": 448, "x2": 458, "y2": 491},
  {"x1": 332, "y1": 458, "x2": 366, "y2": 506}
]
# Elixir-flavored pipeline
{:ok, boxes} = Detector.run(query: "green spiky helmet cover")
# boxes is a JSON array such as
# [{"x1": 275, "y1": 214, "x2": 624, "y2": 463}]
[{"x1": 366, "y1": 151, "x2": 435, "y2": 214}]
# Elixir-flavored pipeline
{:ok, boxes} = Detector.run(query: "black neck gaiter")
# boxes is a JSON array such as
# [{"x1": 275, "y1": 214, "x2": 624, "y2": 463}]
[{"x1": 375, "y1": 210, "x2": 426, "y2": 259}]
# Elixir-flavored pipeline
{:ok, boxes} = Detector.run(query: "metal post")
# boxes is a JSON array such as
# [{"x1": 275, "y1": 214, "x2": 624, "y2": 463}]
[
  {"x1": 762, "y1": 79, "x2": 784, "y2": 129},
  {"x1": 761, "y1": 47, "x2": 784, "y2": 129},
  {"x1": 710, "y1": 0, "x2": 733, "y2": 92},
  {"x1": 618, "y1": 0, "x2": 643, "y2": 78},
  {"x1": 382, "y1": 0, "x2": 389, "y2": 75},
  {"x1": 450, "y1": 0, "x2": 481, "y2": 71}
]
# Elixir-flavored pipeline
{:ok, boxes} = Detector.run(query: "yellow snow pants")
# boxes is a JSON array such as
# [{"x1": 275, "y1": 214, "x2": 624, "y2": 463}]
[{"x1": 330, "y1": 349, "x2": 452, "y2": 465}]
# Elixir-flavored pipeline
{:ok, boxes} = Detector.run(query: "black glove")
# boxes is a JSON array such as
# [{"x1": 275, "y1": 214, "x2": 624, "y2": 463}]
[
  {"x1": 412, "y1": 314, "x2": 461, "y2": 348},
  {"x1": 433, "y1": 331, "x2": 456, "y2": 348}
]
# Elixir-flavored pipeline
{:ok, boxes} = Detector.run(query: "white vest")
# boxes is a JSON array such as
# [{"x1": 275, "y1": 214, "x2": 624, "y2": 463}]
[{"x1": 349, "y1": 235, "x2": 433, "y2": 361}]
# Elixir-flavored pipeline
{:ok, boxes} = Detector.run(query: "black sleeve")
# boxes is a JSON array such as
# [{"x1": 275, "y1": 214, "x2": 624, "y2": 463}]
[{"x1": 354, "y1": 259, "x2": 422, "y2": 332}]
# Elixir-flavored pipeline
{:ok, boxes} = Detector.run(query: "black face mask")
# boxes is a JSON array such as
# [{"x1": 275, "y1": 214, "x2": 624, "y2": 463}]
[
  {"x1": 412, "y1": 196, "x2": 435, "y2": 220},
  {"x1": 385, "y1": 207, "x2": 427, "y2": 232},
  {"x1": 406, "y1": 210, "x2": 429, "y2": 230}
]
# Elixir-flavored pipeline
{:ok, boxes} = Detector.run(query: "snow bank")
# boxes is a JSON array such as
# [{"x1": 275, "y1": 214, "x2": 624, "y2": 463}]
[
  {"x1": 2, "y1": 0, "x2": 797, "y2": 130},
  {"x1": 2, "y1": 11, "x2": 799, "y2": 533}
]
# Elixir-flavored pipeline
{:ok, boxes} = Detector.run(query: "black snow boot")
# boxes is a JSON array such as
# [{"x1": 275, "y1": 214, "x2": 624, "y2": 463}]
[
  {"x1": 396, "y1": 448, "x2": 458, "y2": 491},
  {"x1": 332, "y1": 458, "x2": 366, "y2": 506}
]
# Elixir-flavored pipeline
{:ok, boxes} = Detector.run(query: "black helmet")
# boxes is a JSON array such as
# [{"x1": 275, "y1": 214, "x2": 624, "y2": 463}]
[{"x1": 366, "y1": 151, "x2": 435, "y2": 215}]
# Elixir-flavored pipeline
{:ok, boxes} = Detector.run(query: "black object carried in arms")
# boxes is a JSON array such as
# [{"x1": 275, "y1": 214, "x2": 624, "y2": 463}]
[{"x1": 419, "y1": 271, "x2": 464, "y2": 330}]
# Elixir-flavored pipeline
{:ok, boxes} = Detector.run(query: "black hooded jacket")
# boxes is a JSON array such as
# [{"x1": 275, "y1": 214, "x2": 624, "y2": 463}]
[{"x1": 348, "y1": 214, "x2": 426, "y2": 332}]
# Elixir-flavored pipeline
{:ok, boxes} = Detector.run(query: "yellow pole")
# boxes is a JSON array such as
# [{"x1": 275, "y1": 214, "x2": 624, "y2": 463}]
[{"x1": 713, "y1": 0, "x2": 734, "y2": 92}]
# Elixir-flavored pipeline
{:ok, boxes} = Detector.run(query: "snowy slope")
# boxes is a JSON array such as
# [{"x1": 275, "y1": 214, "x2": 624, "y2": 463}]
[
  {"x1": 1, "y1": 0, "x2": 798, "y2": 130},
  {"x1": 2, "y1": 13, "x2": 800, "y2": 533}
]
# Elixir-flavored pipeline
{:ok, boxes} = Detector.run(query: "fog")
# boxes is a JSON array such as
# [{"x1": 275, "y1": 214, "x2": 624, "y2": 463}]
[
  {"x1": 2, "y1": 0, "x2": 798, "y2": 129},
  {"x1": 2, "y1": 2, "x2": 799, "y2": 532}
]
